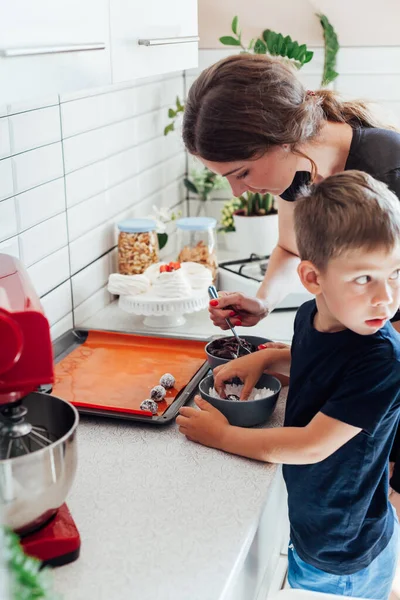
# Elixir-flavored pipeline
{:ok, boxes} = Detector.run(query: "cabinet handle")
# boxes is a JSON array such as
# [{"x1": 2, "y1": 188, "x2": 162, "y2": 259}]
[
  {"x1": 138, "y1": 36, "x2": 199, "y2": 47},
  {"x1": 0, "y1": 43, "x2": 106, "y2": 58}
]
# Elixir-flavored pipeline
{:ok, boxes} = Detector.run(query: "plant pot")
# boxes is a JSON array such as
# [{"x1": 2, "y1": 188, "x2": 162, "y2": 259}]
[
  {"x1": 223, "y1": 231, "x2": 239, "y2": 252},
  {"x1": 233, "y1": 213, "x2": 279, "y2": 257}
]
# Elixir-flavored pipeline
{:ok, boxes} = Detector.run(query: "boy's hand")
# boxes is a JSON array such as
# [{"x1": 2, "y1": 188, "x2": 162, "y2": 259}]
[
  {"x1": 213, "y1": 351, "x2": 269, "y2": 400},
  {"x1": 177, "y1": 396, "x2": 230, "y2": 448}
]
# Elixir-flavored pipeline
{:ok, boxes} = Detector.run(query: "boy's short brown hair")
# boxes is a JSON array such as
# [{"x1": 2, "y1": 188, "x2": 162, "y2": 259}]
[{"x1": 294, "y1": 170, "x2": 400, "y2": 271}]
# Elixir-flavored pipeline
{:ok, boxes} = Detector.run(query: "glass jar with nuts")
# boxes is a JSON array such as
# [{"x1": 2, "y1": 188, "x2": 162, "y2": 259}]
[
  {"x1": 176, "y1": 217, "x2": 218, "y2": 282},
  {"x1": 117, "y1": 218, "x2": 159, "y2": 275}
]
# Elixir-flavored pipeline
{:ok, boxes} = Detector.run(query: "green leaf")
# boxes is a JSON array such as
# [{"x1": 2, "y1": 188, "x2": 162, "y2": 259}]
[
  {"x1": 4, "y1": 526, "x2": 57, "y2": 599},
  {"x1": 263, "y1": 30, "x2": 278, "y2": 54},
  {"x1": 248, "y1": 38, "x2": 256, "y2": 50},
  {"x1": 157, "y1": 232, "x2": 168, "y2": 250},
  {"x1": 274, "y1": 33, "x2": 285, "y2": 55},
  {"x1": 318, "y1": 13, "x2": 340, "y2": 86},
  {"x1": 254, "y1": 38, "x2": 267, "y2": 54},
  {"x1": 176, "y1": 96, "x2": 185, "y2": 111},
  {"x1": 296, "y1": 43, "x2": 307, "y2": 63},
  {"x1": 183, "y1": 177, "x2": 199, "y2": 195},
  {"x1": 168, "y1": 108, "x2": 176, "y2": 118},
  {"x1": 262, "y1": 28, "x2": 312, "y2": 69},
  {"x1": 287, "y1": 40, "x2": 298, "y2": 60},
  {"x1": 304, "y1": 50, "x2": 314, "y2": 64},
  {"x1": 219, "y1": 35, "x2": 241, "y2": 46},
  {"x1": 283, "y1": 35, "x2": 293, "y2": 47},
  {"x1": 231, "y1": 16, "x2": 238, "y2": 35},
  {"x1": 164, "y1": 123, "x2": 175, "y2": 136}
]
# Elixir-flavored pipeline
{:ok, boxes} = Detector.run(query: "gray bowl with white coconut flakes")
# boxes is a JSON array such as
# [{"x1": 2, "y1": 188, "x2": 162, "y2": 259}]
[{"x1": 198, "y1": 373, "x2": 281, "y2": 427}]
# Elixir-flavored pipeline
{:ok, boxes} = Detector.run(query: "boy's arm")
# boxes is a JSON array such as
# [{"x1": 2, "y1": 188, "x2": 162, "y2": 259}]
[
  {"x1": 220, "y1": 411, "x2": 361, "y2": 464},
  {"x1": 178, "y1": 399, "x2": 361, "y2": 465}
]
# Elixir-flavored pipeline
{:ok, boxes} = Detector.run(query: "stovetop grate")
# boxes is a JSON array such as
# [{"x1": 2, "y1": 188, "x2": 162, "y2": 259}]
[{"x1": 219, "y1": 254, "x2": 270, "y2": 282}]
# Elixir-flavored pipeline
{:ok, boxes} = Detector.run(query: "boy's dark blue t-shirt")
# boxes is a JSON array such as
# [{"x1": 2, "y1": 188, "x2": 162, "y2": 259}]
[{"x1": 283, "y1": 300, "x2": 400, "y2": 575}]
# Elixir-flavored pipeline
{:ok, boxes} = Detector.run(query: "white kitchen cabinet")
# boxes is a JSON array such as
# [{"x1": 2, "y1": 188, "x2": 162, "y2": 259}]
[
  {"x1": 109, "y1": 0, "x2": 198, "y2": 82},
  {"x1": 223, "y1": 468, "x2": 290, "y2": 600},
  {"x1": 0, "y1": 0, "x2": 111, "y2": 105}
]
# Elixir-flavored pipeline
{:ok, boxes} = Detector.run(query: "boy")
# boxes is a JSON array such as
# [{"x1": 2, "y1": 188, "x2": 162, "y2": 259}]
[{"x1": 176, "y1": 171, "x2": 400, "y2": 599}]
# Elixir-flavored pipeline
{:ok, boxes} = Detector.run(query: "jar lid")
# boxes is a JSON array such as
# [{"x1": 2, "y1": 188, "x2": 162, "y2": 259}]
[
  {"x1": 176, "y1": 217, "x2": 217, "y2": 231},
  {"x1": 117, "y1": 218, "x2": 156, "y2": 233}
]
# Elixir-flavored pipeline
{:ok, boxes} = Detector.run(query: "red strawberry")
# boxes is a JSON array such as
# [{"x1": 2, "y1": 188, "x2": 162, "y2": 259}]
[{"x1": 169, "y1": 261, "x2": 181, "y2": 270}]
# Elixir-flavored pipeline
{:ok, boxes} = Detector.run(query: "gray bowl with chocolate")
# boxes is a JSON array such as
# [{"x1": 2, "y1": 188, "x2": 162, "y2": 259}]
[
  {"x1": 198, "y1": 373, "x2": 281, "y2": 427},
  {"x1": 205, "y1": 335, "x2": 272, "y2": 369}
]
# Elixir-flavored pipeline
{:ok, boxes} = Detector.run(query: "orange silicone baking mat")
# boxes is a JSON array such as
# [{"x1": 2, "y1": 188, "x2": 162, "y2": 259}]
[{"x1": 52, "y1": 330, "x2": 207, "y2": 416}]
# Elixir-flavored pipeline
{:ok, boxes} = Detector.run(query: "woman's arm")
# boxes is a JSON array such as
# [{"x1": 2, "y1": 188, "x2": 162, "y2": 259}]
[
  {"x1": 256, "y1": 198, "x2": 301, "y2": 309},
  {"x1": 208, "y1": 199, "x2": 301, "y2": 328}
]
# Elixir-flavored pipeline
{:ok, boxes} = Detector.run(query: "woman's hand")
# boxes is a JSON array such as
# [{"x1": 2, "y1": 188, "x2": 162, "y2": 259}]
[
  {"x1": 177, "y1": 396, "x2": 230, "y2": 448},
  {"x1": 258, "y1": 341, "x2": 290, "y2": 351},
  {"x1": 213, "y1": 351, "x2": 269, "y2": 400},
  {"x1": 208, "y1": 291, "x2": 269, "y2": 329}
]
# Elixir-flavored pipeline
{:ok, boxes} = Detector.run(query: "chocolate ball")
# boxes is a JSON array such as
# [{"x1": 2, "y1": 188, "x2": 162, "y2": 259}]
[
  {"x1": 150, "y1": 385, "x2": 166, "y2": 402},
  {"x1": 140, "y1": 399, "x2": 158, "y2": 415},
  {"x1": 159, "y1": 373, "x2": 175, "y2": 389}
]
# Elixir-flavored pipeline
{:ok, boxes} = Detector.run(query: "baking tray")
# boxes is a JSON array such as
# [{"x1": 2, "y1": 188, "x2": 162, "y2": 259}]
[{"x1": 51, "y1": 329, "x2": 210, "y2": 425}]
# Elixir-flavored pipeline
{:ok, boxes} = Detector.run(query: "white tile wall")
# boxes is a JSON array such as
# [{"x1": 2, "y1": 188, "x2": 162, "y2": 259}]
[
  {"x1": 0, "y1": 72, "x2": 186, "y2": 337},
  {"x1": 16, "y1": 178, "x2": 66, "y2": 231},
  {"x1": 9, "y1": 106, "x2": 61, "y2": 155}
]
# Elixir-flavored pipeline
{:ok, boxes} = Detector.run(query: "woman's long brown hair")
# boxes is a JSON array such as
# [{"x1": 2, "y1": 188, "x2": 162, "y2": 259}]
[{"x1": 183, "y1": 54, "x2": 390, "y2": 179}]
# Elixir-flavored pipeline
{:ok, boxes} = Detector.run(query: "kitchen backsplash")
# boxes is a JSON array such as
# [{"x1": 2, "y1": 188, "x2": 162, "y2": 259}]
[{"x1": 0, "y1": 72, "x2": 186, "y2": 339}]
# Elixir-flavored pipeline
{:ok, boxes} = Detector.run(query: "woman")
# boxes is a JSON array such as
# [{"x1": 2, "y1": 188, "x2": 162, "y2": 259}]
[{"x1": 182, "y1": 53, "x2": 400, "y2": 499}]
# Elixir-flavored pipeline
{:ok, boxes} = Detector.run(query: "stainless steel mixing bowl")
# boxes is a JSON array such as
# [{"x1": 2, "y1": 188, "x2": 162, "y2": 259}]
[{"x1": 0, "y1": 392, "x2": 79, "y2": 535}]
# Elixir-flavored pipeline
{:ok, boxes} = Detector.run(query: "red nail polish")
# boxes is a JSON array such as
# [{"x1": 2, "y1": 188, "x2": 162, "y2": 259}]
[
  {"x1": 235, "y1": 320, "x2": 242, "y2": 327},
  {"x1": 209, "y1": 299, "x2": 218, "y2": 307},
  {"x1": 258, "y1": 344, "x2": 266, "y2": 349},
  {"x1": 229, "y1": 311, "x2": 236, "y2": 317}
]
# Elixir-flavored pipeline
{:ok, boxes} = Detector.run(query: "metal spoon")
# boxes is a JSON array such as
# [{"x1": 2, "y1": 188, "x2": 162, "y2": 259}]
[{"x1": 208, "y1": 285, "x2": 252, "y2": 357}]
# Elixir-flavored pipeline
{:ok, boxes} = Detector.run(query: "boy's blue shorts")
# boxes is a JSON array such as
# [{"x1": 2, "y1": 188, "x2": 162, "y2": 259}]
[{"x1": 288, "y1": 507, "x2": 400, "y2": 599}]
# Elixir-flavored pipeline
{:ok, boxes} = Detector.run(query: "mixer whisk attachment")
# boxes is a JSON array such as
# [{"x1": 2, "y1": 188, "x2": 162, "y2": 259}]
[{"x1": 0, "y1": 401, "x2": 54, "y2": 459}]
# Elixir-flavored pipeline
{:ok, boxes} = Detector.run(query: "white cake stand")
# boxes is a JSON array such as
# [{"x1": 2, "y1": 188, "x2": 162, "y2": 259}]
[{"x1": 118, "y1": 290, "x2": 209, "y2": 328}]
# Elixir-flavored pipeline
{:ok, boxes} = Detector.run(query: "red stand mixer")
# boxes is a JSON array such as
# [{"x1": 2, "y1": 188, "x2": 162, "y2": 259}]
[{"x1": 0, "y1": 253, "x2": 80, "y2": 566}]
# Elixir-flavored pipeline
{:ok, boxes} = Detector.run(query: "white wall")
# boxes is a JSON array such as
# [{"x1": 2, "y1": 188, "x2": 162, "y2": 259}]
[
  {"x1": 0, "y1": 73, "x2": 186, "y2": 339},
  {"x1": 198, "y1": 0, "x2": 400, "y2": 48}
]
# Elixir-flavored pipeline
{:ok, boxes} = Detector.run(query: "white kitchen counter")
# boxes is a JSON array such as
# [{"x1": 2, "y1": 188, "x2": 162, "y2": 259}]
[
  {"x1": 53, "y1": 279, "x2": 296, "y2": 599},
  {"x1": 53, "y1": 388, "x2": 288, "y2": 600},
  {"x1": 81, "y1": 299, "x2": 296, "y2": 343}
]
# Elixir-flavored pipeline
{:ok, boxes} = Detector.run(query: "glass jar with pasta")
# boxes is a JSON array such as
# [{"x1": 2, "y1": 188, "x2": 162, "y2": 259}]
[
  {"x1": 176, "y1": 217, "x2": 217, "y2": 282},
  {"x1": 117, "y1": 219, "x2": 159, "y2": 275}
]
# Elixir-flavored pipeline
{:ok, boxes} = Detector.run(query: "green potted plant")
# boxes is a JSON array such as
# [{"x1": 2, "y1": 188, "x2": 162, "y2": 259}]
[
  {"x1": 220, "y1": 192, "x2": 278, "y2": 256},
  {"x1": 183, "y1": 166, "x2": 229, "y2": 216},
  {"x1": 164, "y1": 13, "x2": 339, "y2": 135},
  {"x1": 2, "y1": 525, "x2": 60, "y2": 599}
]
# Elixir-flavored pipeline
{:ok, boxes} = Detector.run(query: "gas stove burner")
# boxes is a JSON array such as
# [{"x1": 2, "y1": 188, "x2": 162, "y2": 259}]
[
  {"x1": 249, "y1": 253, "x2": 267, "y2": 261},
  {"x1": 0, "y1": 399, "x2": 54, "y2": 459},
  {"x1": 259, "y1": 262, "x2": 267, "y2": 276}
]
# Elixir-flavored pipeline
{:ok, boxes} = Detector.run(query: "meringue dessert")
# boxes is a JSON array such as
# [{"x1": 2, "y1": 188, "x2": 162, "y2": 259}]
[
  {"x1": 144, "y1": 262, "x2": 167, "y2": 283},
  {"x1": 180, "y1": 261, "x2": 212, "y2": 289},
  {"x1": 111, "y1": 259, "x2": 212, "y2": 298},
  {"x1": 108, "y1": 273, "x2": 150, "y2": 296},
  {"x1": 153, "y1": 268, "x2": 192, "y2": 298}
]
